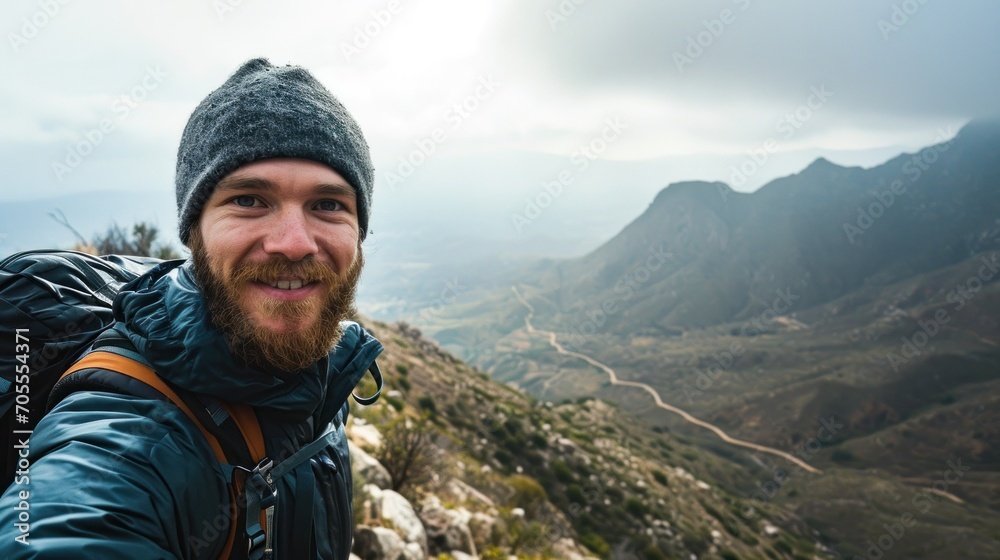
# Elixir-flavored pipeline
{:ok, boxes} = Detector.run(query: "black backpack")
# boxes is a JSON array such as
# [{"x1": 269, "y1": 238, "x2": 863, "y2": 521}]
[{"x1": 0, "y1": 249, "x2": 165, "y2": 485}]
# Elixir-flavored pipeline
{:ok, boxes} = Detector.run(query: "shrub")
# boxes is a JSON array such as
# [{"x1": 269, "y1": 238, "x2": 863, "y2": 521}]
[
  {"x1": 385, "y1": 396, "x2": 405, "y2": 411},
  {"x1": 652, "y1": 470, "x2": 668, "y2": 485},
  {"x1": 375, "y1": 415, "x2": 439, "y2": 499},
  {"x1": 566, "y1": 484, "x2": 585, "y2": 504},
  {"x1": 579, "y1": 532, "x2": 610, "y2": 558},
  {"x1": 89, "y1": 221, "x2": 181, "y2": 259},
  {"x1": 508, "y1": 475, "x2": 548, "y2": 517},
  {"x1": 552, "y1": 460, "x2": 575, "y2": 484},
  {"x1": 831, "y1": 449, "x2": 855, "y2": 463},
  {"x1": 418, "y1": 396, "x2": 437, "y2": 415},
  {"x1": 643, "y1": 544, "x2": 668, "y2": 560},
  {"x1": 494, "y1": 449, "x2": 513, "y2": 468},
  {"x1": 625, "y1": 498, "x2": 649, "y2": 518}
]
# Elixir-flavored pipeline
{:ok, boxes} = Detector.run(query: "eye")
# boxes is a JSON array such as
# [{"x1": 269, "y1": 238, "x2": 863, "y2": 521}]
[
  {"x1": 233, "y1": 195, "x2": 258, "y2": 208},
  {"x1": 316, "y1": 199, "x2": 343, "y2": 212}
]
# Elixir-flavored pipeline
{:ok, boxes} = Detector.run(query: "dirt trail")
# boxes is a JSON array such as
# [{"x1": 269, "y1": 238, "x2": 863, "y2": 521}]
[{"x1": 512, "y1": 286, "x2": 822, "y2": 475}]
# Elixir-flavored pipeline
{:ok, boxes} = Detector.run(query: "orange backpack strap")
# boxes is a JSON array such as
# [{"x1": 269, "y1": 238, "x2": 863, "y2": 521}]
[{"x1": 61, "y1": 351, "x2": 267, "y2": 559}]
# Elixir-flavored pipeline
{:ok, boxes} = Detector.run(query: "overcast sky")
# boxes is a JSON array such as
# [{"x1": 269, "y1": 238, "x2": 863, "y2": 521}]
[{"x1": 1, "y1": 0, "x2": 998, "y2": 250}]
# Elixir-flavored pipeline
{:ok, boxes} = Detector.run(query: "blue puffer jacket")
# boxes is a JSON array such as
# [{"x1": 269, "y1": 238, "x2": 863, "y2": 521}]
[{"x1": 0, "y1": 260, "x2": 382, "y2": 559}]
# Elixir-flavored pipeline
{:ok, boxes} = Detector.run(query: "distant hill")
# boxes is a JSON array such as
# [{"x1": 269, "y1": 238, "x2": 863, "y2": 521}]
[{"x1": 524, "y1": 119, "x2": 999, "y2": 336}]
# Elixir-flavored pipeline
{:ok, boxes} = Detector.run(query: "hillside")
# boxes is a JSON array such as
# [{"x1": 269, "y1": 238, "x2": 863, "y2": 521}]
[{"x1": 349, "y1": 318, "x2": 840, "y2": 559}]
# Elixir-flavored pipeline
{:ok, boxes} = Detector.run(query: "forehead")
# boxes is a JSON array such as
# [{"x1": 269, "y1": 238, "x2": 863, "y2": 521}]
[{"x1": 213, "y1": 158, "x2": 355, "y2": 198}]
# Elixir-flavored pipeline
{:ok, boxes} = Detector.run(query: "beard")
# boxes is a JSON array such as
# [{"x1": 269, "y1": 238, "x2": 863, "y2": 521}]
[{"x1": 188, "y1": 228, "x2": 363, "y2": 376}]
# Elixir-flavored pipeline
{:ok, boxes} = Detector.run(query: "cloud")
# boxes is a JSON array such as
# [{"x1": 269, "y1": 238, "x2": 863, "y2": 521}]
[{"x1": 484, "y1": 0, "x2": 999, "y2": 144}]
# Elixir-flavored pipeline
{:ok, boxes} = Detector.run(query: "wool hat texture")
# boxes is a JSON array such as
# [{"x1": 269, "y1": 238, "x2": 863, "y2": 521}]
[{"x1": 175, "y1": 57, "x2": 374, "y2": 245}]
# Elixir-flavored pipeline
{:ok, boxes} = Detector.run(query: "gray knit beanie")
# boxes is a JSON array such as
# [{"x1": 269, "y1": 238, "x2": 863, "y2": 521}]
[{"x1": 175, "y1": 57, "x2": 374, "y2": 245}]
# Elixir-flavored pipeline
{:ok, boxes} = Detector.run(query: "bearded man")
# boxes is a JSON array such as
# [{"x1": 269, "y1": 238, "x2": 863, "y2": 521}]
[{"x1": 0, "y1": 58, "x2": 382, "y2": 559}]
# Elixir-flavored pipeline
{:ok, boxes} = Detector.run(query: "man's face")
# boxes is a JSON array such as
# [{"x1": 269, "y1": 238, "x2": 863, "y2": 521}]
[{"x1": 190, "y1": 157, "x2": 363, "y2": 373}]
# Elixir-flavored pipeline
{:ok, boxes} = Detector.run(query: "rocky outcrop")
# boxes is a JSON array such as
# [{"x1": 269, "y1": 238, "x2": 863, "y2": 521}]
[
  {"x1": 350, "y1": 441, "x2": 393, "y2": 489},
  {"x1": 417, "y1": 496, "x2": 477, "y2": 557},
  {"x1": 362, "y1": 485, "x2": 428, "y2": 555},
  {"x1": 353, "y1": 526, "x2": 423, "y2": 560}
]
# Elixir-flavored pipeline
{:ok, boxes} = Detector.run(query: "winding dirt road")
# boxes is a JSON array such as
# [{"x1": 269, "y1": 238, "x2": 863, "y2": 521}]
[{"x1": 511, "y1": 286, "x2": 822, "y2": 475}]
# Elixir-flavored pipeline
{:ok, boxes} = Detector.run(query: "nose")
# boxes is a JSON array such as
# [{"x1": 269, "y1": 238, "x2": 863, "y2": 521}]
[{"x1": 262, "y1": 208, "x2": 319, "y2": 261}]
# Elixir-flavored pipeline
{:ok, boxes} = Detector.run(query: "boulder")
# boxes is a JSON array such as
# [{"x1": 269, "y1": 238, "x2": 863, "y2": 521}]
[
  {"x1": 468, "y1": 511, "x2": 499, "y2": 551},
  {"x1": 418, "y1": 497, "x2": 476, "y2": 556},
  {"x1": 552, "y1": 537, "x2": 600, "y2": 560},
  {"x1": 350, "y1": 441, "x2": 393, "y2": 489},
  {"x1": 353, "y1": 526, "x2": 408, "y2": 560},
  {"x1": 441, "y1": 477, "x2": 495, "y2": 508},
  {"x1": 349, "y1": 422, "x2": 384, "y2": 452},
  {"x1": 364, "y1": 485, "x2": 428, "y2": 554}
]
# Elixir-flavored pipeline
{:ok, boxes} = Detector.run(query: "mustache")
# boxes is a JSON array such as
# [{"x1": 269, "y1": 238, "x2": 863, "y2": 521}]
[{"x1": 229, "y1": 256, "x2": 343, "y2": 288}]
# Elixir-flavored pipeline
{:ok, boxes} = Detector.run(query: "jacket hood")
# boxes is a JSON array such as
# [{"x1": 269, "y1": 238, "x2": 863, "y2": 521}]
[{"x1": 111, "y1": 259, "x2": 382, "y2": 422}]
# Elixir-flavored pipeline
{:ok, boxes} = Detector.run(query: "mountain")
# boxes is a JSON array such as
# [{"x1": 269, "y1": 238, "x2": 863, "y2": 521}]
[
  {"x1": 403, "y1": 120, "x2": 1000, "y2": 559},
  {"x1": 519, "y1": 119, "x2": 999, "y2": 336}
]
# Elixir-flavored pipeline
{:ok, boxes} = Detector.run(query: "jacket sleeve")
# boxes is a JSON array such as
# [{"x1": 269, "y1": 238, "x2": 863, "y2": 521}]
[{"x1": 0, "y1": 390, "x2": 230, "y2": 559}]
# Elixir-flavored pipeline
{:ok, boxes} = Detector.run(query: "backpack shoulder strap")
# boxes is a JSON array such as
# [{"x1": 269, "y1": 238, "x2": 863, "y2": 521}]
[
  {"x1": 58, "y1": 351, "x2": 266, "y2": 560},
  {"x1": 61, "y1": 352, "x2": 231, "y2": 460}
]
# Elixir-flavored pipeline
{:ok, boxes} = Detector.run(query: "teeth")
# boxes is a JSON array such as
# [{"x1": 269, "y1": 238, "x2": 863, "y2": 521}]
[{"x1": 271, "y1": 279, "x2": 304, "y2": 290}]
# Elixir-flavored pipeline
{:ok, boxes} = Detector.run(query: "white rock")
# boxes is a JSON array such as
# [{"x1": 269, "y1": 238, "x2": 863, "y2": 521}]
[
  {"x1": 552, "y1": 537, "x2": 600, "y2": 560},
  {"x1": 349, "y1": 423, "x2": 384, "y2": 451},
  {"x1": 349, "y1": 441, "x2": 392, "y2": 489},
  {"x1": 402, "y1": 542, "x2": 424, "y2": 560},
  {"x1": 364, "y1": 485, "x2": 429, "y2": 553},
  {"x1": 511, "y1": 507, "x2": 525, "y2": 518},
  {"x1": 442, "y1": 478, "x2": 495, "y2": 508},
  {"x1": 556, "y1": 437, "x2": 577, "y2": 453},
  {"x1": 695, "y1": 480, "x2": 711, "y2": 491},
  {"x1": 418, "y1": 497, "x2": 477, "y2": 556},
  {"x1": 450, "y1": 551, "x2": 476, "y2": 560},
  {"x1": 353, "y1": 526, "x2": 408, "y2": 560},
  {"x1": 764, "y1": 524, "x2": 780, "y2": 536}
]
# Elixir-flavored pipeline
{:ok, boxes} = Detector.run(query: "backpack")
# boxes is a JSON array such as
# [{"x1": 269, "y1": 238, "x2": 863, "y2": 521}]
[{"x1": 0, "y1": 250, "x2": 382, "y2": 559}]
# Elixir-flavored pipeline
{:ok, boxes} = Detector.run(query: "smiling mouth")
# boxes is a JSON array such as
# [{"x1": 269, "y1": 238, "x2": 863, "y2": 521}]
[{"x1": 269, "y1": 278, "x2": 305, "y2": 290}]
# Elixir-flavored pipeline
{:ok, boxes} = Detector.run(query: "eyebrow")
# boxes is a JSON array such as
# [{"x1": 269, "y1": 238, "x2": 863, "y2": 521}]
[{"x1": 215, "y1": 176, "x2": 356, "y2": 200}]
